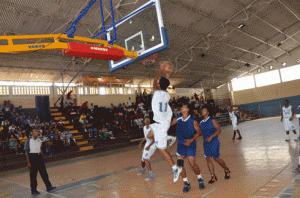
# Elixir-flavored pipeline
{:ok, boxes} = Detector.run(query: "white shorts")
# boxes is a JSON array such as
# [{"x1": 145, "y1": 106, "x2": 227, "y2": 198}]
[
  {"x1": 232, "y1": 120, "x2": 238, "y2": 130},
  {"x1": 142, "y1": 144, "x2": 157, "y2": 161},
  {"x1": 284, "y1": 119, "x2": 296, "y2": 131},
  {"x1": 150, "y1": 122, "x2": 170, "y2": 149}
]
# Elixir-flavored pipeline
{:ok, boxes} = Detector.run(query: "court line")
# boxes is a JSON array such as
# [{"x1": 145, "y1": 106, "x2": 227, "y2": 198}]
[
  {"x1": 0, "y1": 178, "x2": 66, "y2": 198},
  {"x1": 274, "y1": 175, "x2": 300, "y2": 198},
  {"x1": 251, "y1": 163, "x2": 292, "y2": 197},
  {"x1": 53, "y1": 166, "x2": 138, "y2": 194},
  {"x1": 201, "y1": 179, "x2": 223, "y2": 197}
]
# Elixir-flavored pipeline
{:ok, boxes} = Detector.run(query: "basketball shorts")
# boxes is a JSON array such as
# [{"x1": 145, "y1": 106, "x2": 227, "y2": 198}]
[
  {"x1": 142, "y1": 144, "x2": 157, "y2": 160},
  {"x1": 150, "y1": 122, "x2": 170, "y2": 149},
  {"x1": 284, "y1": 119, "x2": 295, "y2": 131},
  {"x1": 176, "y1": 142, "x2": 196, "y2": 157},
  {"x1": 232, "y1": 120, "x2": 238, "y2": 130},
  {"x1": 204, "y1": 141, "x2": 220, "y2": 159}
]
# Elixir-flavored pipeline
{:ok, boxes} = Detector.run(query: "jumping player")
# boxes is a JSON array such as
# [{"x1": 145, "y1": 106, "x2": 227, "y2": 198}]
[
  {"x1": 150, "y1": 61, "x2": 181, "y2": 182},
  {"x1": 228, "y1": 106, "x2": 242, "y2": 140},
  {"x1": 200, "y1": 105, "x2": 230, "y2": 184},
  {"x1": 281, "y1": 100, "x2": 297, "y2": 141},
  {"x1": 170, "y1": 104, "x2": 205, "y2": 192},
  {"x1": 138, "y1": 117, "x2": 156, "y2": 181}
]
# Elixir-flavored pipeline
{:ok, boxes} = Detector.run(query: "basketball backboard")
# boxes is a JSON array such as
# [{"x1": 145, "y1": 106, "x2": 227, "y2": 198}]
[{"x1": 105, "y1": 0, "x2": 169, "y2": 71}]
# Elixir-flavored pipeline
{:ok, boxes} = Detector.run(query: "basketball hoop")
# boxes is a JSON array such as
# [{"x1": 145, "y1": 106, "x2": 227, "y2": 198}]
[{"x1": 140, "y1": 53, "x2": 158, "y2": 67}]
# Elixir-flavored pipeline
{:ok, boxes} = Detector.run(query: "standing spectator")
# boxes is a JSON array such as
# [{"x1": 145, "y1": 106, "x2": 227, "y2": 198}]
[
  {"x1": 128, "y1": 97, "x2": 132, "y2": 107},
  {"x1": 65, "y1": 91, "x2": 73, "y2": 106},
  {"x1": 80, "y1": 101, "x2": 88, "y2": 113},
  {"x1": 24, "y1": 129, "x2": 56, "y2": 195}
]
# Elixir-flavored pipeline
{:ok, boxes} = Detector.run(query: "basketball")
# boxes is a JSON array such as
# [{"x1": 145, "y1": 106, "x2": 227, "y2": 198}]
[{"x1": 160, "y1": 61, "x2": 173, "y2": 74}]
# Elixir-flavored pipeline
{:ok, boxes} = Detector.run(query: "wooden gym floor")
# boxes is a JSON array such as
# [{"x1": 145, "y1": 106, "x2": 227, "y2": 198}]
[{"x1": 0, "y1": 117, "x2": 300, "y2": 198}]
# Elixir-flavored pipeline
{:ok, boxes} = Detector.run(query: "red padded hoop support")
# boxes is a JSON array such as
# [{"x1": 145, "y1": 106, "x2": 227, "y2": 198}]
[{"x1": 63, "y1": 42, "x2": 124, "y2": 61}]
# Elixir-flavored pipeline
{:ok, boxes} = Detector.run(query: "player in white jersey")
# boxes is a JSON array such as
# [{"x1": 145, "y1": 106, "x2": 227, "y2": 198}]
[
  {"x1": 228, "y1": 106, "x2": 242, "y2": 140},
  {"x1": 149, "y1": 62, "x2": 182, "y2": 183},
  {"x1": 138, "y1": 117, "x2": 156, "y2": 180},
  {"x1": 281, "y1": 100, "x2": 297, "y2": 141}
]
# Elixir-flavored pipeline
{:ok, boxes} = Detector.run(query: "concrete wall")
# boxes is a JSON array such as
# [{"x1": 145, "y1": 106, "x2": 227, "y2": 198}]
[
  {"x1": 232, "y1": 78, "x2": 300, "y2": 105},
  {"x1": 78, "y1": 94, "x2": 136, "y2": 108}
]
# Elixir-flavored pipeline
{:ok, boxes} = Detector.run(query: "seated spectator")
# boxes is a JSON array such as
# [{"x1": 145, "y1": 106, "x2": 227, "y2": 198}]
[
  {"x1": 8, "y1": 123, "x2": 16, "y2": 132},
  {"x1": 48, "y1": 131, "x2": 55, "y2": 141},
  {"x1": 81, "y1": 123, "x2": 89, "y2": 138},
  {"x1": 58, "y1": 119, "x2": 64, "y2": 125},
  {"x1": 66, "y1": 129, "x2": 76, "y2": 146},
  {"x1": 34, "y1": 116, "x2": 40, "y2": 124},
  {"x1": 79, "y1": 113, "x2": 87, "y2": 124},
  {"x1": 60, "y1": 131, "x2": 68, "y2": 145},
  {"x1": 17, "y1": 106, "x2": 24, "y2": 115},
  {"x1": 45, "y1": 137, "x2": 54, "y2": 156},
  {"x1": 99, "y1": 130, "x2": 111, "y2": 141},
  {"x1": 8, "y1": 134, "x2": 17, "y2": 153},
  {"x1": 2, "y1": 119, "x2": 10, "y2": 127},
  {"x1": 29, "y1": 120, "x2": 36, "y2": 128}
]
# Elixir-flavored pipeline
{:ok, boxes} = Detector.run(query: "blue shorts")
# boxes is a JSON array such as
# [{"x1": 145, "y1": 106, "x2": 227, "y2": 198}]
[
  {"x1": 176, "y1": 142, "x2": 196, "y2": 157},
  {"x1": 203, "y1": 141, "x2": 220, "y2": 159}
]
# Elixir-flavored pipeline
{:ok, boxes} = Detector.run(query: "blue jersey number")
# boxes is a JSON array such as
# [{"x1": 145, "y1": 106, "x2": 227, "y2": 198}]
[{"x1": 159, "y1": 102, "x2": 168, "y2": 112}]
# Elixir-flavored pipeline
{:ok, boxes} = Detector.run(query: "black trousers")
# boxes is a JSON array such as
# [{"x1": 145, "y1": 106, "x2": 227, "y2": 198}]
[{"x1": 29, "y1": 153, "x2": 52, "y2": 192}]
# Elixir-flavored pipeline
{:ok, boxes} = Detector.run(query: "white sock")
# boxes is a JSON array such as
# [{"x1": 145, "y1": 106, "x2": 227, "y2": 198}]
[
  {"x1": 197, "y1": 174, "x2": 203, "y2": 179},
  {"x1": 183, "y1": 177, "x2": 188, "y2": 183},
  {"x1": 287, "y1": 135, "x2": 290, "y2": 140},
  {"x1": 172, "y1": 165, "x2": 177, "y2": 170}
]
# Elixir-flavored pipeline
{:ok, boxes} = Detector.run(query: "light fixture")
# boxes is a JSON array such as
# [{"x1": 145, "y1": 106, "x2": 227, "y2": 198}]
[
  {"x1": 297, "y1": 59, "x2": 300, "y2": 63},
  {"x1": 238, "y1": 24, "x2": 246, "y2": 29},
  {"x1": 200, "y1": 53, "x2": 206, "y2": 58},
  {"x1": 258, "y1": 68, "x2": 261, "y2": 72},
  {"x1": 277, "y1": 42, "x2": 282, "y2": 47},
  {"x1": 282, "y1": 62, "x2": 287, "y2": 67},
  {"x1": 269, "y1": 65, "x2": 273, "y2": 70},
  {"x1": 245, "y1": 63, "x2": 250, "y2": 68}
]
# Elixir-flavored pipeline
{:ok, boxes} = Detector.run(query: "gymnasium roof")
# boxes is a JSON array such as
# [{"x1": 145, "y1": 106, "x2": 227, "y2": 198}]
[{"x1": 0, "y1": 0, "x2": 300, "y2": 89}]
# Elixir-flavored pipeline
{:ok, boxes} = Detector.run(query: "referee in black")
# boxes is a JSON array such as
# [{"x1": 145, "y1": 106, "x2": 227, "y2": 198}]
[{"x1": 24, "y1": 129, "x2": 56, "y2": 195}]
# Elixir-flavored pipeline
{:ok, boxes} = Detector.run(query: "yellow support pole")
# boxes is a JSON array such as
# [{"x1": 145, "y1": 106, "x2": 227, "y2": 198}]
[{"x1": 0, "y1": 34, "x2": 138, "y2": 59}]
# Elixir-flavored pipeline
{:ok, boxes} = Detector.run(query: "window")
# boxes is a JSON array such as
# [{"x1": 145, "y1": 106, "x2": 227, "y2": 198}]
[
  {"x1": 99, "y1": 87, "x2": 106, "y2": 95},
  {"x1": 119, "y1": 88, "x2": 123, "y2": 94},
  {"x1": 127, "y1": 88, "x2": 132, "y2": 94},
  {"x1": 111, "y1": 88, "x2": 115, "y2": 94},
  {"x1": 78, "y1": 88, "x2": 84, "y2": 95},
  {"x1": 89, "y1": 87, "x2": 98, "y2": 95},
  {"x1": 106, "y1": 88, "x2": 111, "y2": 94},
  {"x1": 57, "y1": 87, "x2": 76, "y2": 95},
  {"x1": 12, "y1": 86, "x2": 50, "y2": 95},
  {"x1": 280, "y1": 64, "x2": 300, "y2": 82},
  {"x1": 255, "y1": 70, "x2": 281, "y2": 87},
  {"x1": 231, "y1": 76, "x2": 255, "y2": 91},
  {"x1": 0, "y1": 86, "x2": 9, "y2": 95}
]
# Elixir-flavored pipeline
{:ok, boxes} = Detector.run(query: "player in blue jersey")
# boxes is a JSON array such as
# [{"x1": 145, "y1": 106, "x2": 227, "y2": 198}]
[
  {"x1": 200, "y1": 105, "x2": 230, "y2": 184},
  {"x1": 170, "y1": 104, "x2": 205, "y2": 192}
]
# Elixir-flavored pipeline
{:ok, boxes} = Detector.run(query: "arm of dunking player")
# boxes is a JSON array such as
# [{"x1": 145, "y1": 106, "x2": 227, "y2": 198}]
[{"x1": 153, "y1": 69, "x2": 163, "y2": 92}]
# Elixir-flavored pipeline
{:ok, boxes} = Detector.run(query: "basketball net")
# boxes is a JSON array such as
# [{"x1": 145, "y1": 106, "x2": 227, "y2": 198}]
[{"x1": 140, "y1": 53, "x2": 158, "y2": 67}]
